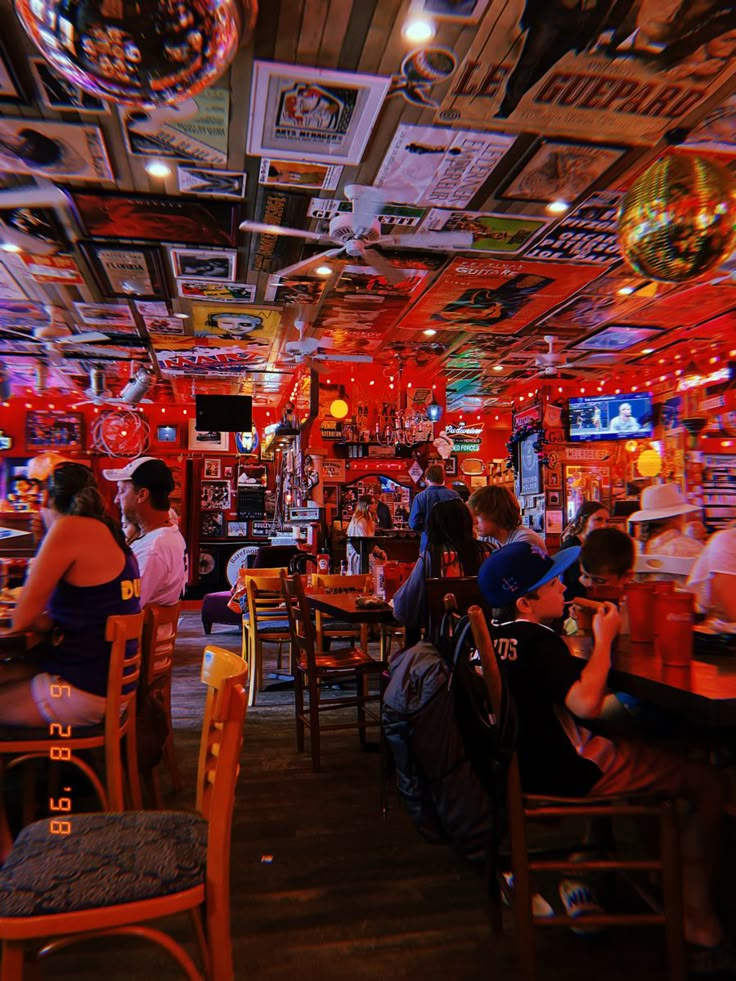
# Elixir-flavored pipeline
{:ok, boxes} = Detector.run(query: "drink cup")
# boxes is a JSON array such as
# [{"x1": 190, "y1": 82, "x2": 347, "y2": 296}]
[
  {"x1": 651, "y1": 580, "x2": 675, "y2": 645},
  {"x1": 657, "y1": 591, "x2": 695, "y2": 667},
  {"x1": 625, "y1": 581, "x2": 655, "y2": 644},
  {"x1": 383, "y1": 562, "x2": 402, "y2": 601}
]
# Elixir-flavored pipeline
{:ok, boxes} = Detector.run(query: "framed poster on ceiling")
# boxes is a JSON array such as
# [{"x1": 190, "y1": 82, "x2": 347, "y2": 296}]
[
  {"x1": 79, "y1": 241, "x2": 168, "y2": 300},
  {"x1": 247, "y1": 61, "x2": 390, "y2": 165},
  {"x1": 500, "y1": 140, "x2": 628, "y2": 204},
  {"x1": 170, "y1": 248, "x2": 238, "y2": 281}
]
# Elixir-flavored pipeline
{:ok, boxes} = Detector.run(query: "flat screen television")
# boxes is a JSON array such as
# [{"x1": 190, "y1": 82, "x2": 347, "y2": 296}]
[
  {"x1": 195, "y1": 394, "x2": 252, "y2": 433},
  {"x1": 568, "y1": 391, "x2": 654, "y2": 442}
]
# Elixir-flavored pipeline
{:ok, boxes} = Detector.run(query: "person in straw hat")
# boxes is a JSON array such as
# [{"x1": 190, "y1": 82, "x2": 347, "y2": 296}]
[{"x1": 628, "y1": 482, "x2": 704, "y2": 564}]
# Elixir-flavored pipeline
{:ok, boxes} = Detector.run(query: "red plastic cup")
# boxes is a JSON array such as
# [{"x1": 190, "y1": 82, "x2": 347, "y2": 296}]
[
  {"x1": 651, "y1": 580, "x2": 676, "y2": 642},
  {"x1": 625, "y1": 581, "x2": 655, "y2": 644},
  {"x1": 657, "y1": 591, "x2": 695, "y2": 667}
]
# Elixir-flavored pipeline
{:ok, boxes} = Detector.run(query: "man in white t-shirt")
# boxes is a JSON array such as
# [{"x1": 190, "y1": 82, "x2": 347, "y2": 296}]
[
  {"x1": 104, "y1": 457, "x2": 188, "y2": 608},
  {"x1": 686, "y1": 526, "x2": 736, "y2": 634}
]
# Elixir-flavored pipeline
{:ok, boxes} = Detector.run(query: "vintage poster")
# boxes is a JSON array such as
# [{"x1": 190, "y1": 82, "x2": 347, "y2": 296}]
[
  {"x1": 398, "y1": 257, "x2": 599, "y2": 334},
  {"x1": 373, "y1": 124, "x2": 514, "y2": 207},
  {"x1": 307, "y1": 198, "x2": 425, "y2": 226},
  {"x1": 421, "y1": 209, "x2": 547, "y2": 253},
  {"x1": 176, "y1": 166, "x2": 246, "y2": 198},
  {"x1": 0, "y1": 119, "x2": 113, "y2": 182},
  {"x1": 168, "y1": 248, "x2": 238, "y2": 281},
  {"x1": 259, "y1": 159, "x2": 342, "y2": 191},
  {"x1": 72, "y1": 193, "x2": 237, "y2": 246},
  {"x1": 0, "y1": 261, "x2": 27, "y2": 301},
  {"x1": 79, "y1": 243, "x2": 165, "y2": 299},
  {"x1": 177, "y1": 280, "x2": 256, "y2": 303},
  {"x1": 247, "y1": 61, "x2": 389, "y2": 165},
  {"x1": 249, "y1": 188, "x2": 310, "y2": 274},
  {"x1": 437, "y1": 1, "x2": 736, "y2": 144},
  {"x1": 19, "y1": 254, "x2": 84, "y2": 286},
  {"x1": 501, "y1": 141, "x2": 627, "y2": 202},
  {"x1": 264, "y1": 275, "x2": 327, "y2": 305},
  {"x1": 155, "y1": 342, "x2": 271, "y2": 377},
  {"x1": 73, "y1": 302, "x2": 136, "y2": 328},
  {"x1": 30, "y1": 58, "x2": 109, "y2": 114},
  {"x1": 684, "y1": 93, "x2": 736, "y2": 155},
  {"x1": 524, "y1": 190, "x2": 622, "y2": 264},
  {"x1": 122, "y1": 89, "x2": 230, "y2": 165},
  {"x1": 192, "y1": 304, "x2": 281, "y2": 343}
]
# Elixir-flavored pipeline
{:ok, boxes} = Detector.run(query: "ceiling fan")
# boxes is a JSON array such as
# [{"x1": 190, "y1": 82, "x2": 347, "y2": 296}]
[
  {"x1": 534, "y1": 335, "x2": 574, "y2": 377},
  {"x1": 0, "y1": 322, "x2": 125, "y2": 365},
  {"x1": 282, "y1": 305, "x2": 373, "y2": 371},
  {"x1": 239, "y1": 184, "x2": 472, "y2": 282}
]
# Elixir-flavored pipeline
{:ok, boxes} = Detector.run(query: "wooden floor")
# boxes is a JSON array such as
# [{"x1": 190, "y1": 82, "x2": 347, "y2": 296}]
[{"x1": 35, "y1": 612, "x2": 735, "y2": 980}]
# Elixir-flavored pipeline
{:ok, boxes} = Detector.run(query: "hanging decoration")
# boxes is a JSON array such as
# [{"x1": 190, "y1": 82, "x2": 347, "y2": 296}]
[
  {"x1": 506, "y1": 422, "x2": 548, "y2": 473},
  {"x1": 92, "y1": 410, "x2": 151, "y2": 457},
  {"x1": 617, "y1": 152, "x2": 736, "y2": 283},
  {"x1": 16, "y1": 0, "x2": 257, "y2": 109}
]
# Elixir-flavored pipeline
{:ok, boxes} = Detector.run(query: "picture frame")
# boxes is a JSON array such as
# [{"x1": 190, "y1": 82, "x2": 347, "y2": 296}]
[
  {"x1": 156, "y1": 424, "x2": 179, "y2": 443},
  {"x1": 188, "y1": 420, "x2": 230, "y2": 452},
  {"x1": 0, "y1": 120, "x2": 114, "y2": 182},
  {"x1": 571, "y1": 323, "x2": 665, "y2": 352},
  {"x1": 410, "y1": 0, "x2": 491, "y2": 21},
  {"x1": 519, "y1": 434, "x2": 541, "y2": 496},
  {"x1": 444, "y1": 456, "x2": 458, "y2": 476},
  {"x1": 227, "y1": 520, "x2": 249, "y2": 537},
  {"x1": 176, "y1": 279, "x2": 255, "y2": 303},
  {"x1": 71, "y1": 192, "x2": 238, "y2": 247},
  {"x1": 73, "y1": 302, "x2": 137, "y2": 329},
  {"x1": 200, "y1": 511, "x2": 225, "y2": 538},
  {"x1": 204, "y1": 458, "x2": 222, "y2": 479},
  {"x1": 500, "y1": 140, "x2": 628, "y2": 204},
  {"x1": 78, "y1": 241, "x2": 168, "y2": 300},
  {"x1": 176, "y1": 166, "x2": 246, "y2": 198},
  {"x1": 247, "y1": 60, "x2": 390, "y2": 165},
  {"x1": 29, "y1": 58, "x2": 109, "y2": 114},
  {"x1": 200, "y1": 479, "x2": 231, "y2": 511},
  {"x1": 26, "y1": 411, "x2": 84, "y2": 451},
  {"x1": 170, "y1": 248, "x2": 238, "y2": 282},
  {"x1": 547, "y1": 490, "x2": 561, "y2": 507}
]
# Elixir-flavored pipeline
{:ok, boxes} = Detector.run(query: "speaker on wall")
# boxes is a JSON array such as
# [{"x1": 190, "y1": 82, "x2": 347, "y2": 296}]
[{"x1": 195, "y1": 394, "x2": 253, "y2": 433}]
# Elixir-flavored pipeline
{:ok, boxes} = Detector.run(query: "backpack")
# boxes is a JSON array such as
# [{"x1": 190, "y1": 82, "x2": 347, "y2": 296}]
[{"x1": 382, "y1": 612, "x2": 516, "y2": 861}]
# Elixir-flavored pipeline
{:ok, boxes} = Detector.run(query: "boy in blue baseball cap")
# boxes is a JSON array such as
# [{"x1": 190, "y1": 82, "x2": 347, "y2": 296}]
[{"x1": 477, "y1": 542, "x2": 731, "y2": 968}]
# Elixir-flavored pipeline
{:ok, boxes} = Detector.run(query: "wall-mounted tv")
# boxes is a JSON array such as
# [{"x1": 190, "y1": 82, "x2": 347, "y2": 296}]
[
  {"x1": 195, "y1": 394, "x2": 252, "y2": 433},
  {"x1": 568, "y1": 392, "x2": 654, "y2": 442}
]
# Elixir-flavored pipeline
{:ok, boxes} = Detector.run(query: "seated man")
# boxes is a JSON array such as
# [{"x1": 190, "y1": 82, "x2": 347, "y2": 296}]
[
  {"x1": 687, "y1": 526, "x2": 736, "y2": 635},
  {"x1": 104, "y1": 457, "x2": 187, "y2": 607},
  {"x1": 477, "y1": 542, "x2": 730, "y2": 969}
]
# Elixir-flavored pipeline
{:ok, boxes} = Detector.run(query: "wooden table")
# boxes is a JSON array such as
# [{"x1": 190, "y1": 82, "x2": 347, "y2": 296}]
[
  {"x1": 306, "y1": 591, "x2": 399, "y2": 659},
  {"x1": 567, "y1": 634, "x2": 736, "y2": 728}
]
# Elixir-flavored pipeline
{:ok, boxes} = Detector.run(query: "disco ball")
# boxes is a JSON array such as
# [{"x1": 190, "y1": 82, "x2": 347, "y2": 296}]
[
  {"x1": 618, "y1": 152, "x2": 736, "y2": 283},
  {"x1": 15, "y1": 0, "x2": 257, "y2": 108}
]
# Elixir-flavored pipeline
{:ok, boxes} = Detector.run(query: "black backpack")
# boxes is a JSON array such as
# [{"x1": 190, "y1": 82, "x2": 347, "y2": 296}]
[{"x1": 382, "y1": 612, "x2": 517, "y2": 861}]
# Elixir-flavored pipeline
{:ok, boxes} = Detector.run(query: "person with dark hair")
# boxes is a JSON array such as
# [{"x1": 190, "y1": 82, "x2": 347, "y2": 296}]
[
  {"x1": 477, "y1": 542, "x2": 731, "y2": 963},
  {"x1": 451, "y1": 480, "x2": 471, "y2": 503},
  {"x1": 104, "y1": 457, "x2": 187, "y2": 608},
  {"x1": 578, "y1": 527, "x2": 635, "y2": 594},
  {"x1": 394, "y1": 498, "x2": 492, "y2": 633},
  {"x1": 0, "y1": 463, "x2": 140, "y2": 726},
  {"x1": 468, "y1": 485, "x2": 546, "y2": 551},
  {"x1": 408, "y1": 463, "x2": 459, "y2": 552},
  {"x1": 560, "y1": 501, "x2": 609, "y2": 601}
]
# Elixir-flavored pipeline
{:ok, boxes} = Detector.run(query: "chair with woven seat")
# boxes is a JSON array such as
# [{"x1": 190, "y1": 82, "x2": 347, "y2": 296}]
[
  {"x1": 243, "y1": 573, "x2": 292, "y2": 707},
  {"x1": 312, "y1": 572, "x2": 371, "y2": 652},
  {"x1": 0, "y1": 644, "x2": 247, "y2": 981},
  {"x1": 280, "y1": 571, "x2": 383, "y2": 771},
  {"x1": 466, "y1": 606, "x2": 686, "y2": 981},
  {"x1": 0, "y1": 612, "x2": 144, "y2": 862},
  {"x1": 140, "y1": 602, "x2": 182, "y2": 806}
]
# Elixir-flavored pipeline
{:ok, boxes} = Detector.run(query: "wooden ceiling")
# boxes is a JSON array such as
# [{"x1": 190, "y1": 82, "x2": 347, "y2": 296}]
[{"x1": 0, "y1": 0, "x2": 735, "y2": 415}]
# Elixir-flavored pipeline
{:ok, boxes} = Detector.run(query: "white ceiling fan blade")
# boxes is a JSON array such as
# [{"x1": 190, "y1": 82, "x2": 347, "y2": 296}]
[
  {"x1": 361, "y1": 247, "x2": 406, "y2": 285},
  {"x1": 313, "y1": 353, "x2": 373, "y2": 363},
  {"x1": 273, "y1": 247, "x2": 345, "y2": 279},
  {"x1": 73, "y1": 346, "x2": 132, "y2": 359},
  {"x1": 0, "y1": 220, "x2": 57, "y2": 255},
  {"x1": 239, "y1": 220, "x2": 328, "y2": 242},
  {"x1": 57, "y1": 331, "x2": 109, "y2": 345},
  {"x1": 344, "y1": 184, "x2": 386, "y2": 234},
  {"x1": 0, "y1": 185, "x2": 69, "y2": 210},
  {"x1": 380, "y1": 231, "x2": 474, "y2": 250}
]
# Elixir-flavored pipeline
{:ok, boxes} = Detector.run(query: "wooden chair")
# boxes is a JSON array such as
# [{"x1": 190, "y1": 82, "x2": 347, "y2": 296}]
[
  {"x1": 466, "y1": 606, "x2": 686, "y2": 981},
  {"x1": 0, "y1": 612, "x2": 144, "y2": 862},
  {"x1": 425, "y1": 577, "x2": 491, "y2": 645},
  {"x1": 243, "y1": 573, "x2": 291, "y2": 707},
  {"x1": 312, "y1": 572, "x2": 371, "y2": 652},
  {"x1": 140, "y1": 602, "x2": 182, "y2": 807},
  {"x1": 280, "y1": 571, "x2": 383, "y2": 772},
  {"x1": 0, "y1": 644, "x2": 247, "y2": 981}
]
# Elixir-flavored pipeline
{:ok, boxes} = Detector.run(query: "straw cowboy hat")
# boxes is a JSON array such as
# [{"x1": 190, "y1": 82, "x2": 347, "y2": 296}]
[{"x1": 629, "y1": 483, "x2": 699, "y2": 522}]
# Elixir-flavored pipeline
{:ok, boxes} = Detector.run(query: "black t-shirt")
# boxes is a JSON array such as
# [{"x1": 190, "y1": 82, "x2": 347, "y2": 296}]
[{"x1": 491, "y1": 620, "x2": 603, "y2": 796}]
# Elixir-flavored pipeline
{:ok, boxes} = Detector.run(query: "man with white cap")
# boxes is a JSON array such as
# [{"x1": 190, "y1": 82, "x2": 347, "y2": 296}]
[
  {"x1": 104, "y1": 457, "x2": 187, "y2": 608},
  {"x1": 628, "y1": 482, "x2": 703, "y2": 568}
]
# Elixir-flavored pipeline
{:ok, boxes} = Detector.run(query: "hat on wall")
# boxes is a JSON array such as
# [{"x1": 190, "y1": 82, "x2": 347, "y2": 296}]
[
  {"x1": 628, "y1": 482, "x2": 699, "y2": 522},
  {"x1": 478, "y1": 541, "x2": 580, "y2": 608},
  {"x1": 102, "y1": 457, "x2": 174, "y2": 493}
]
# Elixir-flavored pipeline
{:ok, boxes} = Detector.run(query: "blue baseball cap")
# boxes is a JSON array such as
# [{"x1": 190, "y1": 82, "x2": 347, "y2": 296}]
[{"x1": 478, "y1": 542, "x2": 581, "y2": 608}]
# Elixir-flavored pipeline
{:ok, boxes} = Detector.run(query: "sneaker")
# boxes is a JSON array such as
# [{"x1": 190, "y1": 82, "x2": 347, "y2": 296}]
[
  {"x1": 558, "y1": 878, "x2": 605, "y2": 936},
  {"x1": 501, "y1": 872, "x2": 554, "y2": 918}
]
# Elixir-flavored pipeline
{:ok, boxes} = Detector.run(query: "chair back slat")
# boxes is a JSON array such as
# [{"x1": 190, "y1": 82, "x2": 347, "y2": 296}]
[
  {"x1": 142, "y1": 602, "x2": 181, "y2": 687},
  {"x1": 197, "y1": 645, "x2": 247, "y2": 818},
  {"x1": 105, "y1": 612, "x2": 145, "y2": 710},
  {"x1": 467, "y1": 605, "x2": 504, "y2": 719},
  {"x1": 313, "y1": 573, "x2": 371, "y2": 592},
  {"x1": 280, "y1": 571, "x2": 316, "y2": 670}
]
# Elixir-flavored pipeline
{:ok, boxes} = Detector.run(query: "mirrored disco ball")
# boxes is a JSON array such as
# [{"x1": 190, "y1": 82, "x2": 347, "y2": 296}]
[
  {"x1": 15, "y1": 0, "x2": 257, "y2": 108},
  {"x1": 618, "y1": 152, "x2": 736, "y2": 283}
]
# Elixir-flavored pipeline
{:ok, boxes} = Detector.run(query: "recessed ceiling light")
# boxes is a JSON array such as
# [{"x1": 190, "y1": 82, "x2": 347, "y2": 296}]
[
  {"x1": 173, "y1": 312, "x2": 189, "y2": 319},
  {"x1": 315, "y1": 265, "x2": 333, "y2": 276},
  {"x1": 403, "y1": 18, "x2": 435, "y2": 43},
  {"x1": 145, "y1": 160, "x2": 172, "y2": 178},
  {"x1": 423, "y1": 328, "x2": 437, "y2": 337},
  {"x1": 546, "y1": 200, "x2": 569, "y2": 215},
  {"x1": 0, "y1": 242, "x2": 22, "y2": 253},
  {"x1": 642, "y1": 347, "x2": 655, "y2": 354},
  {"x1": 492, "y1": 364, "x2": 504, "y2": 372}
]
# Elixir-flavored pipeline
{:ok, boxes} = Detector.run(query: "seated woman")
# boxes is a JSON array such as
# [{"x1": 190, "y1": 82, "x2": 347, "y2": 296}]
[
  {"x1": 560, "y1": 501, "x2": 610, "y2": 602},
  {"x1": 393, "y1": 498, "x2": 492, "y2": 635},
  {"x1": 0, "y1": 463, "x2": 141, "y2": 726},
  {"x1": 686, "y1": 525, "x2": 736, "y2": 635},
  {"x1": 345, "y1": 495, "x2": 386, "y2": 575}
]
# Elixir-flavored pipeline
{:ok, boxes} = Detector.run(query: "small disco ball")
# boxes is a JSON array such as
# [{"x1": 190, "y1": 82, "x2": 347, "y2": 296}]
[
  {"x1": 15, "y1": 0, "x2": 257, "y2": 108},
  {"x1": 618, "y1": 152, "x2": 736, "y2": 283}
]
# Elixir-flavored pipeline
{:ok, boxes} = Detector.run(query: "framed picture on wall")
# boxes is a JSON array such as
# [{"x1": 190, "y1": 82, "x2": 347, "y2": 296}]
[
  {"x1": 444, "y1": 456, "x2": 458, "y2": 476},
  {"x1": 201, "y1": 480, "x2": 231, "y2": 510},
  {"x1": 188, "y1": 420, "x2": 230, "y2": 451},
  {"x1": 519, "y1": 434, "x2": 541, "y2": 496},
  {"x1": 26, "y1": 411, "x2": 84, "y2": 451},
  {"x1": 200, "y1": 512, "x2": 224, "y2": 538},
  {"x1": 204, "y1": 458, "x2": 222, "y2": 478}
]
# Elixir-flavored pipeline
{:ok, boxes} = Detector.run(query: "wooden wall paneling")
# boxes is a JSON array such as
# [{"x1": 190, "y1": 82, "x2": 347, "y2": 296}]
[
  {"x1": 338, "y1": 1, "x2": 378, "y2": 71},
  {"x1": 314, "y1": 0, "x2": 354, "y2": 68},
  {"x1": 357, "y1": 0, "x2": 405, "y2": 76},
  {"x1": 274, "y1": 0, "x2": 306, "y2": 63},
  {"x1": 296, "y1": 0, "x2": 330, "y2": 66}
]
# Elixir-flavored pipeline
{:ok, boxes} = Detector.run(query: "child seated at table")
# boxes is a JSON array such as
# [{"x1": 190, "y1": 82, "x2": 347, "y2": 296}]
[
  {"x1": 477, "y1": 542, "x2": 732, "y2": 972},
  {"x1": 564, "y1": 528, "x2": 635, "y2": 634}
]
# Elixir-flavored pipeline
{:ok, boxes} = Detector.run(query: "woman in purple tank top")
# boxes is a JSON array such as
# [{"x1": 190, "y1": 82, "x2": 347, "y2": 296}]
[{"x1": 0, "y1": 463, "x2": 140, "y2": 726}]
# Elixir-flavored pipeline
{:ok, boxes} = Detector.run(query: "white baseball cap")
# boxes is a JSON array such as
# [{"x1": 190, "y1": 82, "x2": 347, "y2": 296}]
[{"x1": 102, "y1": 457, "x2": 158, "y2": 482}]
